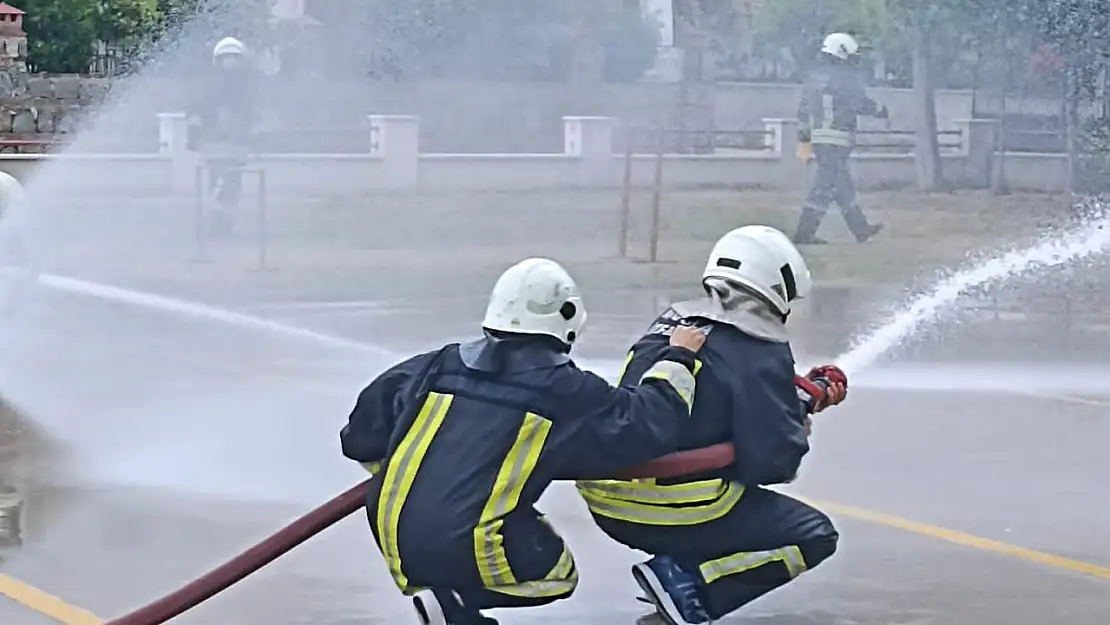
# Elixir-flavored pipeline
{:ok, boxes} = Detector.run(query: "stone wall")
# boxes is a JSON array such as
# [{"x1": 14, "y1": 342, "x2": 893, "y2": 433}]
[{"x1": 0, "y1": 71, "x2": 110, "y2": 135}]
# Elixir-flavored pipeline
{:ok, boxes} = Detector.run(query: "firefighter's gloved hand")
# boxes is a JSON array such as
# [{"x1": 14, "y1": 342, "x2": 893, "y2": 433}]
[
  {"x1": 798, "y1": 128, "x2": 811, "y2": 143},
  {"x1": 807, "y1": 364, "x2": 848, "y2": 411},
  {"x1": 876, "y1": 105, "x2": 890, "y2": 119},
  {"x1": 670, "y1": 324, "x2": 706, "y2": 353}
]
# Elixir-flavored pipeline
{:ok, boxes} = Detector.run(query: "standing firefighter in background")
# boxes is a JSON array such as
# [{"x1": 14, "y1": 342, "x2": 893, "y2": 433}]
[
  {"x1": 578, "y1": 226, "x2": 848, "y2": 625},
  {"x1": 187, "y1": 36, "x2": 257, "y2": 238},
  {"x1": 793, "y1": 33, "x2": 888, "y2": 245},
  {"x1": 340, "y1": 257, "x2": 706, "y2": 625}
]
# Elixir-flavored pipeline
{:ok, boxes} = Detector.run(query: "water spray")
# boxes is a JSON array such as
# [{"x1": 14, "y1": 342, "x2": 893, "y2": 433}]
[{"x1": 834, "y1": 213, "x2": 1110, "y2": 376}]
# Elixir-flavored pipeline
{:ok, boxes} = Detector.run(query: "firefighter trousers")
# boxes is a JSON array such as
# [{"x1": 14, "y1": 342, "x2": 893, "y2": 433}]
[
  {"x1": 366, "y1": 503, "x2": 579, "y2": 611},
  {"x1": 795, "y1": 144, "x2": 878, "y2": 242},
  {"x1": 592, "y1": 486, "x2": 838, "y2": 620}
]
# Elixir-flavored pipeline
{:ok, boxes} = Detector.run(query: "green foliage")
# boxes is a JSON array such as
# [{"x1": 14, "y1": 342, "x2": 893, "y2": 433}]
[
  {"x1": 603, "y1": 6, "x2": 659, "y2": 82},
  {"x1": 21, "y1": 0, "x2": 159, "y2": 73}
]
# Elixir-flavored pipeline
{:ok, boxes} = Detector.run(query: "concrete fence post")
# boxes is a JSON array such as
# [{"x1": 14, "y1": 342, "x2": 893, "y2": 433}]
[
  {"x1": 564, "y1": 116, "x2": 616, "y2": 186},
  {"x1": 763, "y1": 118, "x2": 805, "y2": 187},
  {"x1": 368, "y1": 115, "x2": 420, "y2": 188},
  {"x1": 158, "y1": 112, "x2": 192, "y2": 191},
  {"x1": 955, "y1": 118, "x2": 998, "y2": 189}
]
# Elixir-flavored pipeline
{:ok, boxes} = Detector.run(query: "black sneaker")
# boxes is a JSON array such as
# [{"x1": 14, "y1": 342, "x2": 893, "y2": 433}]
[{"x1": 855, "y1": 223, "x2": 884, "y2": 243}]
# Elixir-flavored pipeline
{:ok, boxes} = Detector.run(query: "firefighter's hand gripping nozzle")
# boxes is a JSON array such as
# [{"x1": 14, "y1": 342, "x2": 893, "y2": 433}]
[{"x1": 794, "y1": 364, "x2": 848, "y2": 414}]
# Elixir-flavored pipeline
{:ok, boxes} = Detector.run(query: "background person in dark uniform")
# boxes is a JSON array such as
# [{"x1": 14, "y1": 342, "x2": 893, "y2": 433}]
[
  {"x1": 793, "y1": 32, "x2": 888, "y2": 245},
  {"x1": 340, "y1": 257, "x2": 706, "y2": 625},
  {"x1": 578, "y1": 226, "x2": 848, "y2": 625},
  {"x1": 187, "y1": 36, "x2": 257, "y2": 238}
]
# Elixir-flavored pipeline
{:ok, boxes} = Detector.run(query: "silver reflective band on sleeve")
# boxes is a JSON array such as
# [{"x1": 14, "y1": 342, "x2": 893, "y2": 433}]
[
  {"x1": 810, "y1": 128, "x2": 852, "y2": 146},
  {"x1": 640, "y1": 360, "x2": 696, "y2": 410},
  {"x1": 699, "y1": 545, "x2": 808, "y2": 584}
]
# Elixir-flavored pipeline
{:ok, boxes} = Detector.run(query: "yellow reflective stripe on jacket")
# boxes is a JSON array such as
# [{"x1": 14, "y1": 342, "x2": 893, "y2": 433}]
[
  {"x1": 577, "y1": 477, "x2": 728, "y2": 505},
  {"x1": 360, "y1": 461, "x2": 381, "y2": 474},
  {"x1": 578, "y1": 481, "x2": 745, "y2": 526},
  {"x1": 699, "y1": 545, "x2": 807, "y2": 584},
  {"x1": 640, "y1": 360, "x2": 696, "y2": 411},
  {"x1": 488, "y1": 542, "x2": 578, "y2": 598},
  {"x1": 616, "y1": 349, "x2": 702, "y2": 386},
  {"x1": 474, "y1": 412, "x2": 552, "y2": 588},
  {"x1": 616, "y1": 350, "x2": 635, "y2": 383},
  {"x1": 375, "y1": 391, "x2": 454, "y2": 591}
]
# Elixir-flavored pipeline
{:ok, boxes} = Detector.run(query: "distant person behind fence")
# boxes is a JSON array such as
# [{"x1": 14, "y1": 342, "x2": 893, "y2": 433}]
[
  {"x1": 792, "y1": 32, "x2": 887, "y2": 246},
  {"x1": 187, "y1": 36, "x2": 258, "y2": 238}
]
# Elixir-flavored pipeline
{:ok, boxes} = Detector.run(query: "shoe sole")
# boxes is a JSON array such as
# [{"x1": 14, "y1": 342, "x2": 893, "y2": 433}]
[
  {"x1": 412, "y1": 592, "x2": 445, "y2": 625},
  {"x1": 632, "y1": 563, "x2": 685, "y2": 625}
]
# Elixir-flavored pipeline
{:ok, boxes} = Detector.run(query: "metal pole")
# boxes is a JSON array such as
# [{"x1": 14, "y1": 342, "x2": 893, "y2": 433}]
[
  {"x1": 619, "y1": 125, "x2": 634, "y2": 258},
  {"x1": 648, "y1": 127, "x2": 664, "y2": 263},
  {"x1": 256, "y1": 169, "x2": 268, "y2": 269},
  {"x1": 193, "y1": 164, "x2": 206, "y2": 260}
]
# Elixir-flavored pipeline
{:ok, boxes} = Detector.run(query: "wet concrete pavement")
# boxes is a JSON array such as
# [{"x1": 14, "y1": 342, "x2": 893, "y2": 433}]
[{"x1": 0, "y1": 274, "x2": 1108, "y2": 625}]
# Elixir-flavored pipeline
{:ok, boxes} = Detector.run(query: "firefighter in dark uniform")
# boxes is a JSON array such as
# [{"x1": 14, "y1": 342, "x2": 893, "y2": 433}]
[
  {"x1": 793, "y1": 32, "x2": 889, "y2": 245},
  {"x1": 577, "y1": 226, "x2": 849, "y2": 625},
  {"x1": 340, "y1": 257, "x2": 707, "y2": 625},
  {"x1": 186, "y1": 36, "x2": 257, "y2": 238}
]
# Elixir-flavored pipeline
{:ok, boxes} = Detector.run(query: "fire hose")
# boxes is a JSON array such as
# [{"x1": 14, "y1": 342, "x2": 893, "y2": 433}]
[{"x1": 103, "y1": 442, "x2": 735, "y2": 625}]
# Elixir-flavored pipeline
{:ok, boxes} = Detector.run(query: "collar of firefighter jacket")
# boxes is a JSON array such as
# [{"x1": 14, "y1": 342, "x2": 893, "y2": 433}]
[
  {"x1": 671, "y1": 294, "x2": 789, "y2": 344},
  {"x1": 458, "y1": 335, "x2": 571, "y2": 373}
]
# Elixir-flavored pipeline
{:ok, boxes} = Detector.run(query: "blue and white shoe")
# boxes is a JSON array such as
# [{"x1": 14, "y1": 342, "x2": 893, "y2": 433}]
[{"x1": 632, "y1": 556, "x2": 711, "y2": 625}]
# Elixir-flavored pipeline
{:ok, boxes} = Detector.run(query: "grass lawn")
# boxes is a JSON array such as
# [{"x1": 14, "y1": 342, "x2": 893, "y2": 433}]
[{"x1": 634, "y1": 188, "x2": 1068, "y2": 288}]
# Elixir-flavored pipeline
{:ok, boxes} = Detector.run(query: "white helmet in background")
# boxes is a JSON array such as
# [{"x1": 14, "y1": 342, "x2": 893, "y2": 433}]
[
  {"x1": 821, "y1": 33, "x2": 860, "y2": 61},
  {"x1": 702, "y1": 226, "x2": 812, "y2": 317},
  {"x1": 0, "y1": 171, "x2": 27, "y2": 215},
  {"x1": 213, "y1": 36, "x2": 246, "y2": 60},
  {"x1": 482, "y1": 258, "x2": 587, "y2": 347}
]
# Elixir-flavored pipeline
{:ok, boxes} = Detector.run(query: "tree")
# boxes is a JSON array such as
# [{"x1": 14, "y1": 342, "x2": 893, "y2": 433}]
[{"x1": 22, "y1": 0, "x2": 159, "y2": 73}]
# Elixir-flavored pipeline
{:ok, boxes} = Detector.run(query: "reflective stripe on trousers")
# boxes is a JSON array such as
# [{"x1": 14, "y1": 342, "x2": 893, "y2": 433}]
[
  {"x1": 578, "y1": 477, "x2": 730, "y2": 505},
  {"x1": 699, "y1": 545, "x2": 807, "y2": 584},
  {"x1": 486, "y1": 541, "x2": 578, "y2": 598},
  {"x1": 474, "y1": 412, "x2": 552, "y2": 588},
  {"x1": 375, "y1": 392, "x2": 454, "y2": 591},
  {"x1": 576, "y1": 480, "x2": 745, "y2": 526}
]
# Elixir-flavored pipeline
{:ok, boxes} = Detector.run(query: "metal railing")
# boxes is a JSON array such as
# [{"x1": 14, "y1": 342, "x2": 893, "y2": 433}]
[
  {"x1": 855, "y1": 129, "x2": 963, "y2": 151},
  {"x1": 618, "y1": 126, "x2": 770, "y2": 261},
  {"x1": 192, "y1": 162, "x2": 269, "y2": 268}
]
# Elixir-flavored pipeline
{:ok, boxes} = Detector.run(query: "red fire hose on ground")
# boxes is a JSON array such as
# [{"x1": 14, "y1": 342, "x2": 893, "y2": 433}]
[{"x1": 103, "y1": 443, "x2": 735, "y2": 625}]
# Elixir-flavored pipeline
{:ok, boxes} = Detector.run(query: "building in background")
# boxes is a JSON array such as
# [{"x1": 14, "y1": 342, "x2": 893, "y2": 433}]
[{"x1": 0, "y1": 3, "x2": 26, "y2": 72}]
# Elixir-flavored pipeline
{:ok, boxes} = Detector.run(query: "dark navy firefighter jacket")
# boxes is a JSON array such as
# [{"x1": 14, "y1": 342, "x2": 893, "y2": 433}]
[
  {"x1": 340, "y1": 334, "x2": 698, "y2": 594},
  {"x1": 798, "y1": 60, "x2": 882, "y2": 148},
  {"x1": 576, "y1": 306, "x2": 809, "y2": 527}
]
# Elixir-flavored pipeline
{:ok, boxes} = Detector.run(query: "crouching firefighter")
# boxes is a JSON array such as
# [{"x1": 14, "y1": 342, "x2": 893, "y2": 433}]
[
  {"x1": 340, "y1": 257, "x2": 707, "y2": 625},
  {"x1": 793, "y1": 32, "x2": 888, "y2": 245},
  {"x1": 576, "y1": 226, "x2": 849, "y2": 625}
]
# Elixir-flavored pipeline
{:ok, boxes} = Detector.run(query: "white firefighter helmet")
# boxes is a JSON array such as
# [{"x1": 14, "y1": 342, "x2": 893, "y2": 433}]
[
  {"x1": 702, "y1": 226, "x2": 812, "y2": 317},
  {"x1": 213, "y1": 36, "x2": 246, "y2": 59},
  {"x1": 482, "y1": 258, "x2": 587, "y2": 347},
  {"x1": 820, "y1": 33, "x2": 860, "y2": 61},
  {"x1": 0, "y1": 171, "x2": 29, "y2": 226}
]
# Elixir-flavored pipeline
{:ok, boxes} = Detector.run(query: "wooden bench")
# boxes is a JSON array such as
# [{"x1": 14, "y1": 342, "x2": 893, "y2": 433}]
[{"x1": 0, "y1": 139, "x2": 60, "y2": 154}]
